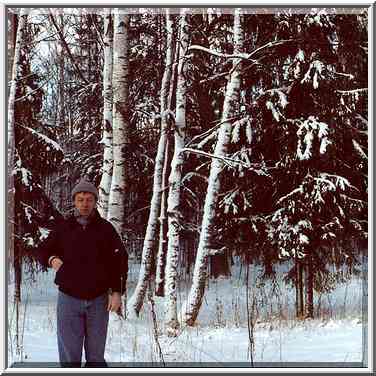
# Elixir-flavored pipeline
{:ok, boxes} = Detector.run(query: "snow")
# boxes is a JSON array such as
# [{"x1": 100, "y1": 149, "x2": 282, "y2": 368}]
[
  {"x1": 245, "y1": 122, "x2": 252, "y2": 144},
  {"x1": 38, "y1": 227, "x2": 51, "y2": 241},
  {"x1": 22, "y1": 125, "x2": 62, "y2": 153},
  {"x1": 299, "y1": 234, "x2": 309, "y2": 244},
  {"x1": 301, "y1": 60, "x2": 325, "y2": 89},
  {"x1": 13, "y1": 163, "x2": 33, "y2": 188},
  {"x1": 265, "y1": 90, "x2": 288, "y2": 122},
  {"x1": 296, "y1": 49, "x2": 305, "y2": 62},
  {"x1": 22, "y1": 204, "x2": 34, "y2": 224},
  {"x1": 8, "y1": 262, "x2": 365, "y2": 368},
  {"x1": 353, "y1": 139, "x2": 367, "y2": 160},
  {"x1": 297, "y1": 116, "x2": 331, "y2": 160},
  {"x1": 22, "y1": 236, "x2": 34, "y2": 247},
  {"x1": 231, "y1": 121, "x2": 241, "y2": 143}
]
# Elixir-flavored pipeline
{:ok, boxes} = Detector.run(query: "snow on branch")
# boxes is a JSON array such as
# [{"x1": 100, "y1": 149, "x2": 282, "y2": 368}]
[
  {"x1": 336, "y1": 88, "x2": 368, "y2": 96},
  {"x1": 13, "y1": 81, "x2": 47, "y2": 103},
  {"x1": 301, "y1": 60, "x2": 325, "y2": 89},
  {"x1": 318, "y1": 173, "x2": 359, "y2": 192},
  {"x1": 18, "y1": 124, "x2": 63, "y2": 153},
  {"x1": 333, "y1": 71, "x2": 355, "y2": 80},
  {"x1": 277, "y1": 186, "x2": 303, "y2": 205},
  {"x1": 182, "y1": 147, "x2": 249, "y2": 167},
  {"x1": 263, "y1": 89, "x2": 288, "y2": 122},
  {"x1": 188, "y1": 45, "x2": 254, "y2": 61},
  {"x1": 182, "y1": 147, "x2": 266, "y2": 176},
  {"x1": 352, "y1": 139, "x2": 367, "y2": 160},
  {"x1": 186, "y1": 116, "x2": 238, "y2": 147},
  {"x1": 188, "y1": 39, "x2": 294, "y2": 68},
  {"x1": 296, "y1": 116, "x2": 331, "y2": 160},
  {"x1": 13, "y1": 152, "x2": 33, "y2": 189}
]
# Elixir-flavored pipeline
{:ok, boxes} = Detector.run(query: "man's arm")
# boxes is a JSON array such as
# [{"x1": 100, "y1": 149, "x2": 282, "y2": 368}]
[
  {"x1": 107, "y1": 223, "x2": 128, "y2": 295},
  {"x1": 36, "y1": 229, "x2": 62, "y2": 269},
  {"x1": 106, "y1": 223, "x2": 128, "y2": 313}
]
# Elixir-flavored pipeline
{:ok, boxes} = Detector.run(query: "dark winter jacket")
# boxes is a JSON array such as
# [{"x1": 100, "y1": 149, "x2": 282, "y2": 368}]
[{"x1": 37, "y1": 209, "x2": 128, "y2": 300}]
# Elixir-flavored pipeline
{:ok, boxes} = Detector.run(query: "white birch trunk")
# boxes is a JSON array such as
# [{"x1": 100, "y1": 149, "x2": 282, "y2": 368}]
[
  {"x1": 183, "y1": 8, "x2": 244, "y2": 326},
  {"x1": 8, "y1": 10, "x2": 27, "y2": 171},
  {"x1": 107, "y1": 12, "x2": 130, "y2": 236},
  {"x1": 155, "y1": 21, "x2": 179, "y2": 297},
  {"x1": 98, "y1": 9, "x2": 114, "y2": 219},
  {"x1": 8, "y1": 9, "x2": 28, "y2": 271},
  {"x1": 57, "y1": 12, "x2": 65, "y2": 131},
  {"x1": 164, "y1": 9, "x2": 190, "y2": 335},
  {"x1": 127, "y1": 9, "x2": 175, "y2": 316},
  {"x1": 154, "y1": 134, "x2": 170, "y2": 297}
]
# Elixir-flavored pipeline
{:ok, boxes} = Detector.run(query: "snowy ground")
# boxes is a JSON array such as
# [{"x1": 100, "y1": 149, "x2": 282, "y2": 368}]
[{"x1": 7, "y1": 262, "x2": 366, "y2": 368}]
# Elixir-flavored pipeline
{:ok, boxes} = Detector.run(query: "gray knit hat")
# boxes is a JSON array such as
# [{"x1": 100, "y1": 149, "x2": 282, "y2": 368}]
[{"x1": 71, "y1": 179, "x2": 99, "y2": 201}]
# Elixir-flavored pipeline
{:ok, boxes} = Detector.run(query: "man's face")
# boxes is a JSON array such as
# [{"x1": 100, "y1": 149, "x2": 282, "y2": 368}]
[{"x1": 74, "y1": 192, "x2": 96, "y2": 217}]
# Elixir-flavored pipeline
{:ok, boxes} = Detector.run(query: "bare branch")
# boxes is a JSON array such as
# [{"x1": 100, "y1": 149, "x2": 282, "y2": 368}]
[
  {"x1": 14, "y1": 82, "x2": 47, "y2": 102},
  {"x1": 49, "y1": 11, "x2": 89, "y2": 84}
]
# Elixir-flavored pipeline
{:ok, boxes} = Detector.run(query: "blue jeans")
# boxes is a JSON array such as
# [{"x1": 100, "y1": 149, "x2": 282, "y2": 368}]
[{"x1": 57, "y1": 290, "x2": 109, "y2": 367}]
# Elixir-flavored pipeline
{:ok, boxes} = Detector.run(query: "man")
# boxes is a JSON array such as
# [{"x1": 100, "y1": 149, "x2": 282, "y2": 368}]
[{"x1": 38, "y1": 179, "x2": 128, "y2": 367}]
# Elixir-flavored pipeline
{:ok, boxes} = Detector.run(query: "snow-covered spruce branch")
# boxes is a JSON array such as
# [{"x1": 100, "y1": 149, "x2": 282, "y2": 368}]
[
  {"x1": 182, "y1": 148, "x2": 267, "y2": 176},
  {"x1": 336, "y1": 88, "x2": 368, "y2": 94},
  {"x1": 339, "y1": 195, "x2": 367, "y2": 206},
  {"x1": 188, "y1": 39, "x2": 294, "y2": 65},
  {"x1": 185, "y1": 116, "x2": 239, "y2": 147},
  {"x1": 15, "y1": 123, "x2": 63, "y2": 152},
  {"x1": 188, "y1": 44, "x2": 256, "y2": 61},
  {"x1": 198, "y1": 59, "x2": 262, "y2": 85},
  {"x1": 276, "y1": 186, "x2": 303, "y2": 205},
  {"x1": 14, "y1": 82, "x2": 47, "y2": 103},
  {"x1": 182, "y1": 147, "x2": 250, "y2": 168},
  {"x1": 230, "y1": 39, "x2": 296, "y2": 73},
  {"x1": 199, "y1": 71, "x2": 229, "y2": 84}
]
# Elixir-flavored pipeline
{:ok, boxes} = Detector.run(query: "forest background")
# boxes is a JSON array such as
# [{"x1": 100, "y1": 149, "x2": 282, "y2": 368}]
[{"x1": 5, "y1": 5, "x2": 370, "y2": 366}]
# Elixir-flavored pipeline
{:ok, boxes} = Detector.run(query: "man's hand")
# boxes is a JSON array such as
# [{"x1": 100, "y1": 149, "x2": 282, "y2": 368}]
[
  {"x1": 107, "y1": 292, "x2": 122, "y2": 312},
  {"x1": 51, "y1": 257, "x2": 63, "y2": 271}
]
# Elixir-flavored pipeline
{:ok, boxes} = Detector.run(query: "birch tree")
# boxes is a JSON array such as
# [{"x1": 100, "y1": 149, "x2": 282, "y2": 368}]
[
  {"x1": 98, "y1": 9, "x2": 114, "y2": 218},
  {"x1": 155, "y1": 23, "x2": 179, "y2": 297},
  {"x1": 164, "y1": 8, "x2": 190, "y2": 335},
  {"x1": 8, "y1": 9, "x2": 28, "y2": 281},
  {"x1": 8, "y1": 9, "x2": 28, "y2": 179},
  {"x1": 107, "y1": 11, "x2": 130, "y2": 235},
  {"x1": 183, "y1": 8, "x2": 244, "y2": 326},
  {"x1": 127, "y1": 9, "x2": 175, "y2": 316},
  {"x1": 56, "y1": 12, "x2": 65, "y2": 132},
  {"x1": 154, "y1": 134, "x2": 171, "y2": 297}
]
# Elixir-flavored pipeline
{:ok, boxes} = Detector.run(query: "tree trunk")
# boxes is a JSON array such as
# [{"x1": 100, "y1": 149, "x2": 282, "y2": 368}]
[
  {"x1": 155, "y1": 135, "x2": 172, "y2": 297},
  {"x1": 164, "y1": 9, "x2": 190, "y2": 335},
  {"x1": 14, "y1": 242, "x2": 22, "y2": 353},
  {"x1": 305, "y1": 253, "x2": 314, "y2": 318},
  {"x1": 57, "y1": 12, "x2": 65, "y2": 131},
  {"x1": 107, "y1": 12, "x2": 130, "y2": 236},
  {"x1": 299, "y1": 260, "x2": 304, "y2": 317},
  {"x1": 295, "y1": 256, "x2": 305, "y2": 318},
  {"x1": 7, "y1": 12, "x2": 18, "y2": 92},
  {"x1": 8, "y1": 10, "x2": 27, "y2": 175},
  {"x1": 155, "y1": 21, "x2": 179, "y2": 297},
  {"x1": 295, "y1": 256, "x2": 299, "y2": 318},
  {"x1": 8, "y1": 9, "x2": 27, "y2": 277},
  {"x1": 183, "y1": 8, "x2": 244, "y2": 326},
  {"x1": 127, "y1": 9, "x2": 175, "y2": 316},
  {"x1": 210, "y1": 251, "x2": 231, "y2": 279},
  {"x1": 98, "y1": 10, "x2": 114, "y2": 219},
  {"x1": 14, "y1": 243, "x2": 22, "y2": 304}
]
